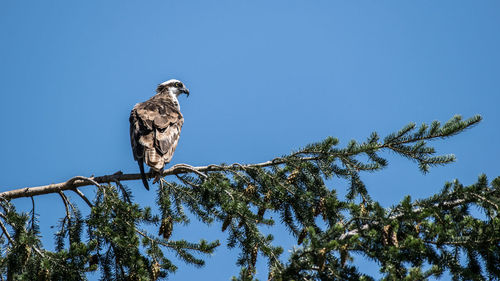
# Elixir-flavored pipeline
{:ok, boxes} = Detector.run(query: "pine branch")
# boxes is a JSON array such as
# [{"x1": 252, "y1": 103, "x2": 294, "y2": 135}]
[
  {"x1": 0, "y1": 160, "x2": 317, "y2": 200},
  {"x1": 337, "y1": 192, "x2": 492, "y2": 241},
  {"x1": 0, "y1": 115, "x2": 481, "y2": 200}
]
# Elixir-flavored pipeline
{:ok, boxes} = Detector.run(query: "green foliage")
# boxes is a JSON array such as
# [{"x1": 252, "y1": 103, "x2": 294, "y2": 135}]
[
  {"x1": 0, "y1": 185, "x2": 218, "y2": 280},
  {"x1": 1, "y1": 114, "x2": 499, "y2": 280}
]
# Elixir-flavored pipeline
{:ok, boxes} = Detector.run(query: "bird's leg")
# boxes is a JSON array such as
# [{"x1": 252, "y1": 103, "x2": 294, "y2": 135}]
[{"x1": 152, "y1": 169, "x2": 163, "y2": 184}]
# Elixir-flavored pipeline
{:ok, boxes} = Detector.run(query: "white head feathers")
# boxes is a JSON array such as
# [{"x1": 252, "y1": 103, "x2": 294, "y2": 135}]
[{"x1": 159, "y1": 79, "x2": 182, "y2": 86}]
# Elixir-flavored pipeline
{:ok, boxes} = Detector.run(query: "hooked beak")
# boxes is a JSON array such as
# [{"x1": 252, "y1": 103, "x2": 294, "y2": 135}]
[{"x1": 180, "y1": 87, "x2": 190, "y2": 97}]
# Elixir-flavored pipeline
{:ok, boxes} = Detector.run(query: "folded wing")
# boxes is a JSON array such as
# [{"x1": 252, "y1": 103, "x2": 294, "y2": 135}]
[{"x1": 130, "y1": 98, "x2": 184, "y2": 173}]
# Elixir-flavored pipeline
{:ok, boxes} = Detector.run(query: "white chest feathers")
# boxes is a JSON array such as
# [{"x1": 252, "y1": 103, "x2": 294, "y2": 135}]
[{"x1": 169, "y1": 91, "x2": 180, "y2": 110}]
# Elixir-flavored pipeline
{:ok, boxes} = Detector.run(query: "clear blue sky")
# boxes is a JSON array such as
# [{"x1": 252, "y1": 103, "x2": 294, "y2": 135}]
[{"x1": 1, "y1": 1, "x2": 499, "y2": 280}]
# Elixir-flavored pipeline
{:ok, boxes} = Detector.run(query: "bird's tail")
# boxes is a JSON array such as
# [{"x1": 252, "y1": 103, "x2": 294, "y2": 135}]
[{"x1": 138, "y1": 159, "x2": 150, "y2": 190}]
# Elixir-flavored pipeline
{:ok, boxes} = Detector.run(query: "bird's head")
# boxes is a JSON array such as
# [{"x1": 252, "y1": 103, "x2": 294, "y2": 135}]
[{"x1": 156, "y1": 79, "x2": 190, "y2": 97}]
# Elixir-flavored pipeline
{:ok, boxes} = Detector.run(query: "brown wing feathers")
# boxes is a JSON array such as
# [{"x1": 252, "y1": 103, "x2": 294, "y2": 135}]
[{"x1": 130, "y1": 97, "x2": 184, "y2": 190}]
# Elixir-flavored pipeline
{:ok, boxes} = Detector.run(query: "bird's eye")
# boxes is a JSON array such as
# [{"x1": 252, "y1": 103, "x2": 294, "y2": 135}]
[{"x1": 175, "y1": 82, "x2": 182, "y2": 88}]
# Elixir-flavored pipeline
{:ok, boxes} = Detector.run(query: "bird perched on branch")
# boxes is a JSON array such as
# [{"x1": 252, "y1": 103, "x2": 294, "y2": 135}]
[{"x1": 129, "y1": 79, "x2": 189, "y2": 190}]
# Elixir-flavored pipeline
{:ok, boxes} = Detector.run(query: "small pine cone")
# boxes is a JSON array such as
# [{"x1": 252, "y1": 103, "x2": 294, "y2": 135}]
[
  {"x1": 159, "y1": 216, "x2": 173, "y2": 240},
  {"x1": 152, "y1": 260, "x2": 161, "y2": 280},
  {"x1": 257, "y1": 207, "x2": 266, "y2": 221},
  {"x1": 321, "y1": 212, "x2": 327, "y2": 221},
  {"x1": 238, "y1": 218, "x2": 245, "y2": 228},
  {"x1": 340, "y1": 245, "x2": 349, "y2": 267},
  {"x1": 382, "y1": 225, "x2": 390, "y2": 246},
  {"x1": 313, "y1": 205, "x2": 320, "y2": 217},
  {"x1": 391, "y1": 230, "x2": 399, "y2": 248},
  {"x1": 250, "y1": 246, "x2": 258, "y2": 268},
  {"x1": 360, "y1": 203, "x2": 367, "y2": 216},
  {"x1": 89, "y1": 254, "x2": 99, "y2": 266},
  {"x1": 38, "y1": 268, "x2": 50, "y2": 281},
  {"x1": 317, "y1": 248, "x2": 327, "y2": 271},
  {"x1": 264, "y1": 190, "x2": 272, "y2": 202},
  {"x1": 297, "y1": 228, "x2": 307, "y2": 245},
  {"x1": 222, "y1": 215, "x2": 232, "y2": 232},
  {"x1": 244, "y1": 184, "x2": 256, "y2": 196},
  {"x1": 316, "y1": 197, "x2": 327, "y2": 219},
  {"x1": 267, "y1": 270, "x2": 275, "y2": 281},
  {"x1": 286, "y1": 169, "x2": 300, "y2": 184},
  {"x1": 318, "y1": 197, "x2": 326, "y2": 210}
]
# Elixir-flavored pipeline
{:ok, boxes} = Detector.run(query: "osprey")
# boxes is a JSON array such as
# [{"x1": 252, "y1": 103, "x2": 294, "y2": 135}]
[{"x1": 129, "y1": 79, "x2": 189, "y2": 190}]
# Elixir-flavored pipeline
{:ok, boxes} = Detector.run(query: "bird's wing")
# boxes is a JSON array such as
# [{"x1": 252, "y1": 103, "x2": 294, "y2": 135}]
[{"x1": 129, "y1": 98, "x2": 184, "y2": 172}]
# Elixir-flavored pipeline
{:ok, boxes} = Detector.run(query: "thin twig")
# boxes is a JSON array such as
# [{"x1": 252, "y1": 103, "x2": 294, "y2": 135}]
[
  {"x1": 113, "y1": 179, "x2": 131, "y2": 203},
  {"x1": 30, "y1": 197, "x2": 36, "y2": 231},
  {"x1": 32, "y1": 246, "x2": 45, "y2": 257},
  {"x1": 58, "y1": 192, "x2": 71, "y2": 221},
  {"x1": 71, "y1": 188, "x2": 93, "y2": 208},
  {"x1": 175, "y1": 174, "x2": 201, "y2": 189},
  {"x1": 424, "y1": 237, "x2": 500, "y2": 246},
  {"x1": 0, "y1": 216, "x2": 13, "y2": 245},
  {"x1": 469, "y1": 193, "x2": 499, "y2": 211}
]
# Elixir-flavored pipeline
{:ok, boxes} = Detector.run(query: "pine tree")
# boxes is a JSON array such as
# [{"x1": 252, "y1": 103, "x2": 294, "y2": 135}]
[{"x1": 1, "y1": 114, "x2": 499, "y2": 280}]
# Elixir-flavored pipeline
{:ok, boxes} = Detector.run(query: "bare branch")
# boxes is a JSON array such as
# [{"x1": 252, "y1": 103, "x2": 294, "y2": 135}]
[
  {"x1": 71, "y1": 188, "x2": 93, "y2": 208},
  {"x1": 0, "y1": 157, "x2": 321, "y2": 200},
  {"x1": 67, "y1": 176, "x2": 102, "y2": 189},
  {"x1": 172, "y1": 164, "x2": 208, "y2": 178}
]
